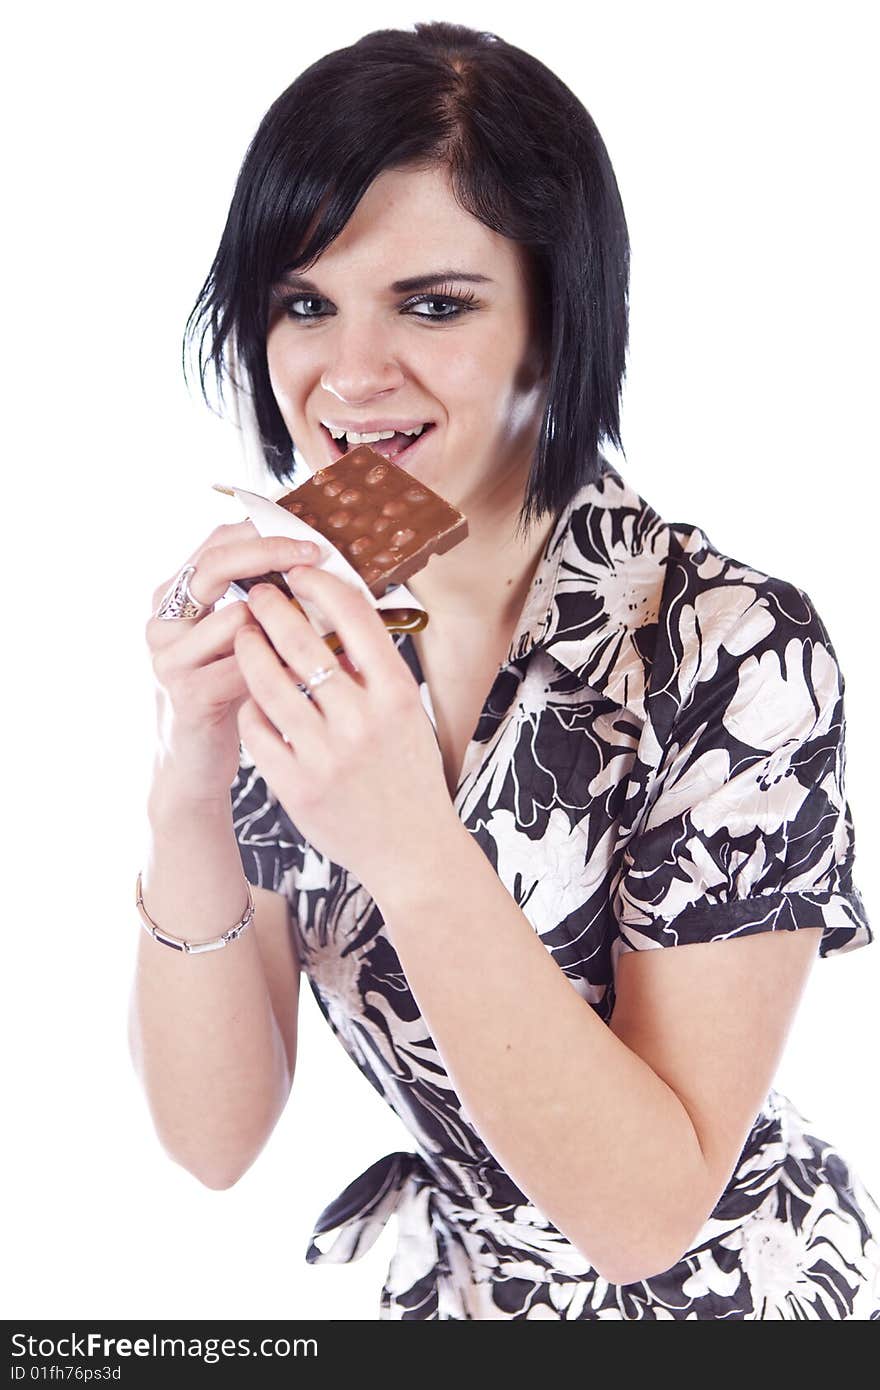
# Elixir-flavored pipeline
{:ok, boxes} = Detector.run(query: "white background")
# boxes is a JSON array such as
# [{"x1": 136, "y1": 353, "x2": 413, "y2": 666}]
[{"x1": 3, "y1": 0, "x2": 877, "y2": 1320}]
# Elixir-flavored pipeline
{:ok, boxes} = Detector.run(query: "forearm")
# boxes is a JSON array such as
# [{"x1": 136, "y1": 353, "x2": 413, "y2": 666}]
[
  {"x1": 129, "y1": 763, "x2": 290, "y2": 1189},
  {"x1": 370, "y1": 817, "x2": 712, "y2": 1286}
]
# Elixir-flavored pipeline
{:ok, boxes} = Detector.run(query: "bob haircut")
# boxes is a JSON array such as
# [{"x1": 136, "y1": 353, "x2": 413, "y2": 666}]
[{"x1": 184, "y1": 20, "x2": 630, "y2": 538}]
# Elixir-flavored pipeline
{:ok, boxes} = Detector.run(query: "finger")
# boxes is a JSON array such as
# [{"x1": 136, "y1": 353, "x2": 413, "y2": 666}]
[
  {"x1": 174, "y1": 652, "x2": 252, "y2": 713},
  {"x1": 151, "y1": 531, "x2": 319, "y2": 617},
  {"x1": 193, "y1": 652, "x2": 252, "y2": 707},
  {"x1": 237, "y1": 694, "x2": 297, "y2": 762},
  {"x1": 244, "y1": 583, "x2": 354, "y2": 716},
  {"x1": 182, "y1": 518, "x2": 268, "y2": 569},
  {"x1": 186, "y1": 534, "x2": 319, "y2": 608},
  {"x1": 337, "y1": 649, "x2": 365, "y2": 685},
  {"x1": 186, "y1": 517, "x2": 260, "y2": 563},
  {"x1": 151, "y1": 522, "x2": 254, "y2": 609},
  {"x1": 283, "y1": 566, "x2": 401, "y2": 688},
  {"x1": 148, "y1": 597, "x2": 256, "y2": 660},
  {"x1": 234, "y1": 623, "x2": 326, "y2": 747}
]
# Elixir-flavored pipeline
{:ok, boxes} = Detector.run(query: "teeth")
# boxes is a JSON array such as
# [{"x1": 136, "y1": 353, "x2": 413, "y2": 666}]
[
  {"x1": 324, "y1": 423, "x2": 429, "y2": 444},
  {"x1": 345, "y1": 429, "x2": 397, "y2": 444}
]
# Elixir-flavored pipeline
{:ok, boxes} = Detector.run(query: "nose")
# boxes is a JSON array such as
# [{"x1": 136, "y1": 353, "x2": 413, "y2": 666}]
[{"x1": 320, "y1": 321, "x2": 406, "y2": 405}]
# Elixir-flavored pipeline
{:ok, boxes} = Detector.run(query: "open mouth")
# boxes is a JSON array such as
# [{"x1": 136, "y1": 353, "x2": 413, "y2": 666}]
[{"x1": 321, "y1": 422, "x2": 436, "y2": 465}]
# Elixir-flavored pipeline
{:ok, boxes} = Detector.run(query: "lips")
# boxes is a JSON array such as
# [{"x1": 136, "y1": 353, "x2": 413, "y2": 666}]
[{"x1": 321, "y1": 422, "x2": 436, "y2": 465}]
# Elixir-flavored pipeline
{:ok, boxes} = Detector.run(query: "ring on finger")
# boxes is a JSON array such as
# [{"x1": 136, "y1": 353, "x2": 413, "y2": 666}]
[
  {"x1": 297, "y1": 663, "x2": 340, "y2": 700},
  {"x1": 155, "y1": 564, "x2": 211, "y2": 621}
]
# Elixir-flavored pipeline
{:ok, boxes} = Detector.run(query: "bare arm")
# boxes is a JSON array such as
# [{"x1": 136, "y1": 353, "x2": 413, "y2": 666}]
[
  {"x1": 128, "y1": 766, "x2": 300, "y2": 1189},
  {"x1": 371, "y1": 813, "x2": 820, "y2": 1286}
]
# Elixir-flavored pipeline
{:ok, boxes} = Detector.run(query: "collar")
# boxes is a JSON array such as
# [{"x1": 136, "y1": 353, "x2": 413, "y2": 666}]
[{"x1": 506, "y1": 456, "x2": 674, "y2": 720}]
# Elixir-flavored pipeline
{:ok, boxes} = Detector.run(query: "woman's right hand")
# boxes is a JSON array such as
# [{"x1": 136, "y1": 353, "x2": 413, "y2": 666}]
[{"x1": 144, "y1": 520, "x2": 320, "y2": 802}]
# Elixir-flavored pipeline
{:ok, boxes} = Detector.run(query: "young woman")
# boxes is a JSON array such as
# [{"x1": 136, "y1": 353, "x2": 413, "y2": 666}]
[{"x1": 133, "y1": 21, "x2": 880, "y2": 1319}]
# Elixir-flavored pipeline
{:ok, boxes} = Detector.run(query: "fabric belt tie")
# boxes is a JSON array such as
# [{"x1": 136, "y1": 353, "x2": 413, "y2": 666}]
[
  {"x1": 305, "y1": 1150, "x2": 427, "y2": 1266},
  {"x1": 303, "y1": 1139, "x2": 603, "y2": 1301},
  {"x1": 304, "y1": 1099, "x2": 796, "y2": 1279}
]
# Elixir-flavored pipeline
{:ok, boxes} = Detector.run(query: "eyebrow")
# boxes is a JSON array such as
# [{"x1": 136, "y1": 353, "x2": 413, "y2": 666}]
[{"x1": 275, "y1": 268, "x2": 494, "y2": 294}]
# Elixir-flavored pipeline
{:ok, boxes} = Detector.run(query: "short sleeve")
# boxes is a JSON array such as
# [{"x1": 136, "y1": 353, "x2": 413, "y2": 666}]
[
  {"x1": 613, "y1": 587, "x2": 872, "y2": 959},
  {"x1": 229, "y1": 740, "x2": 308, "y2": 894}
]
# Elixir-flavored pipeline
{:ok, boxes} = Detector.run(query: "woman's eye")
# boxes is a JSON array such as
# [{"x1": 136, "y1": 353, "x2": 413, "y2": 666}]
[
  {"x1": 275, "y1": 289, "x2": 477, "y2": 322},
  {"x1": 407, "y1": 292, "x2": 477, "y2": 319},
  {"x1": 286, "y1": 296, "x2": 327, "y2": 318},
  {"x1": 409, "y1": 297, "x2": 460, "y2": 318}
]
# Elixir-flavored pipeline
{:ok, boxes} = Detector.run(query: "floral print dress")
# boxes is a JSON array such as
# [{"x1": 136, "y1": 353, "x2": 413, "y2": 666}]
[{"x1": 231, "y1": 455, "x2": 880, "y2": 1319}]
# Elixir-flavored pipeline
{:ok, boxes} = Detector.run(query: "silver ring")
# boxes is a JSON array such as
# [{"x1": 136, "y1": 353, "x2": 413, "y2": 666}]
[
  {"x1": 155, "y1": 564, "x2": 211, "y2": 621},
  {"x1": 297, "y1": 664, "x2": 339, "y2": 700},
  {"x1": 306, "y1": 665, "x2": 338, "y2": 692}
]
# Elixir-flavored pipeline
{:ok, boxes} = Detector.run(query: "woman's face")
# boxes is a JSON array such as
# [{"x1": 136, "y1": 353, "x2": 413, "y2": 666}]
[{"x1": 265, "y1": 164, "x2": 548, "y2": 516}]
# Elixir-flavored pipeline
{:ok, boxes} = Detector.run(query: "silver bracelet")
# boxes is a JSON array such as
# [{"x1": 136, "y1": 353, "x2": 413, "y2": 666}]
[{"x1": 135, "y1": 870, "x2": 256, "y2": 954}]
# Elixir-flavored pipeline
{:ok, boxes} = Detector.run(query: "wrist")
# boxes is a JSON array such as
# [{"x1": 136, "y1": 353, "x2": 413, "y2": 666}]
[
  {"x1": 136, "y1": 868, "x2": 255, "y2": 954},
  {"x1": 366, "y1": 808, "x2": 476, "y2": 920},
  {"x1": 147, "y1": 762, "x2": 233, "y2": 830}
]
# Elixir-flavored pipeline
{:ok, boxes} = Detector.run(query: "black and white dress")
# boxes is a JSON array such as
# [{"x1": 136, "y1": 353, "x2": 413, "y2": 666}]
[{"x1": 231, "y1": 456, "x2": 880, "y2": 1319}]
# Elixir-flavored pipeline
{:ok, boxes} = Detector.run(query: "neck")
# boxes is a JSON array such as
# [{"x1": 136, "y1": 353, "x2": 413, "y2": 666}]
[{"x1": 405, "y1": 481, "x2": 557, "y2": 637}]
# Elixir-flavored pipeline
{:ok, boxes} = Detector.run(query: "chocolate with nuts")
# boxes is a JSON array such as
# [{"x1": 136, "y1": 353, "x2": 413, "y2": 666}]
[
  {"x1": 277, "y1": 445, "x2": 467, "y2": 595},
  {"x1": 235, "y1": 444, "x2": 467, "y2": 603}
]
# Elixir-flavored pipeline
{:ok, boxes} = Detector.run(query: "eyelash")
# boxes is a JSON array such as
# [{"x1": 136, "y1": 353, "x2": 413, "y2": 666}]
[{"x1": 272, "y1": 283, "x2": 479, "y2": 324}]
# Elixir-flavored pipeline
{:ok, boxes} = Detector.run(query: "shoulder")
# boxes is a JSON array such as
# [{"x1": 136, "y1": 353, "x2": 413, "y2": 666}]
[
  {"x1": 656, "y1": 514, "x2": 837, "y2": 731},
  {"x1": 554, "y1": 459, "x2": 838, "y2": 738},
  {"x1": 645, "y1": 522, "x2": 848, "y2": 859}
]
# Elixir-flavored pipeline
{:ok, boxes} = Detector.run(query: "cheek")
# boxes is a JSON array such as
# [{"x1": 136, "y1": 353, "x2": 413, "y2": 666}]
[
  {"x1": 422, "y1": 329, "x2": 514, "y2": 411},
  {"x1": 267, "y1": 333, "x2": 314, "y2": 412}
]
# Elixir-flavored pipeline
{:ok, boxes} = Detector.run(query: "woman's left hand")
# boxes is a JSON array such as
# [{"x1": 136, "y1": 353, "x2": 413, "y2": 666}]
[{"x1": 234, "y1": 564, "x2": 455, "y2": 894}]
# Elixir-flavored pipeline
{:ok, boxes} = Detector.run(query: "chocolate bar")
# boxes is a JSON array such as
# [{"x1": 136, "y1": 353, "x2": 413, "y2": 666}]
[
  {"x1": 276, "y1": 445, "x2": 467, "y2": 595},
  {"x1": 227, "y1": 446, "x2": 467, "y2": 647},
  {"x1": 230, "y1": 444, "x2": 467, "y2": 600}
]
